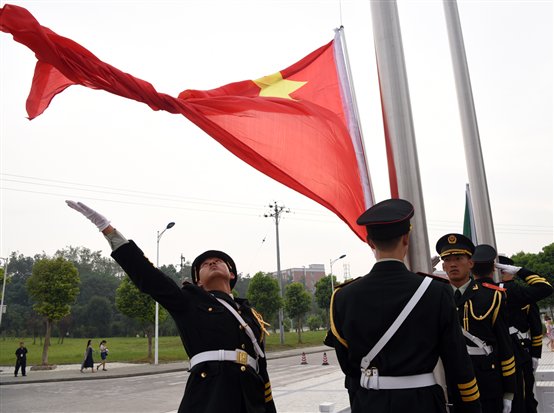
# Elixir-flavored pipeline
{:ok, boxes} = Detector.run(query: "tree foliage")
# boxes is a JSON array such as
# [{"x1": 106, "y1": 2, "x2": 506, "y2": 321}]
[
  {"x1": 246, "y1": 272, "x2": 283, "y2": 323},
  {"x1": 27, "y1": 257, "x2": 80, "y2": 364},
  {"x1": 284, "y1": 282, "x2": 312, "y2": 343},
  {"x1": 511, "y1": 243, "x2": 554, "y2": 309},
  {"x1": 314, "y1": 275, "x2": 336, "y2": 328},
  {"x1": 115, "y1": 277, "x2": 168, "y2": 361}
]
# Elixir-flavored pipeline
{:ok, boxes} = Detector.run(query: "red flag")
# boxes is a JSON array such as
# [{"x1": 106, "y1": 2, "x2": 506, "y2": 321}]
[{"x1": 1, "y1": 4, "x2": 373, "y2": 241}]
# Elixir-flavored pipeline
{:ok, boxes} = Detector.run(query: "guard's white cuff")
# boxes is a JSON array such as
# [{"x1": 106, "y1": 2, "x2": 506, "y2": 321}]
[{"x1": 104, "y1": 228, "x2": 129, "y2": 251}]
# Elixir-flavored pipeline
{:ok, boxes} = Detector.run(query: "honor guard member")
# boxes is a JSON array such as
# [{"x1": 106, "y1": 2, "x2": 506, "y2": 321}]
[
  {"x1": 438, "y1": 238, "x2": 515, "y2": 413},
  {"x1": 67, "y1": 201, "x2": 276, "y2": 413},
  {"x1": 325, "y1": 199, "x2": 481, "y2": 413},
  {"x1": 497, "y1": 254, "x2": 552, "y2": 413}
]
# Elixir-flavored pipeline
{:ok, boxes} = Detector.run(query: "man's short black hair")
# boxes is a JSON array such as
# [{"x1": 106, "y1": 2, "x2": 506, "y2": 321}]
[{"x1": 472, "y1": 262, "x2": 494, "y2": 278}]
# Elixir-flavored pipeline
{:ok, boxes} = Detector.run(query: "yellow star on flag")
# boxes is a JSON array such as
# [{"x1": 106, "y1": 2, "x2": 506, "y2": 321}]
[{"x1": 253, "y1": 72, "x2": 307, "y2": 100}]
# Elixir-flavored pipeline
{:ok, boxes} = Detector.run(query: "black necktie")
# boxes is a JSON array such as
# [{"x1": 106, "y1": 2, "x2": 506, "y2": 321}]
[{"x1": 454, "y1": 289, "x2": 462, "y2": 302}]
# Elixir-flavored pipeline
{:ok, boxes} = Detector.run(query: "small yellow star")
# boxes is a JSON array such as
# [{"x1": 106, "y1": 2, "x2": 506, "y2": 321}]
[{"x1": 253, "y1": 72, "x2": 307, "y2": 100}]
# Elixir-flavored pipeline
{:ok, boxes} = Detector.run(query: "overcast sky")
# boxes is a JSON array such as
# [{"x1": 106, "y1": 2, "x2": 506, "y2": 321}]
[{"x1": 1, "y1": 0, "x2": 552, "y2": 281}]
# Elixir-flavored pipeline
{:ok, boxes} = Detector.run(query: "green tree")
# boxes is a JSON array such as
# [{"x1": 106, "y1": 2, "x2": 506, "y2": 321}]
[
  {"x1": 83, "y1": 296, "x2": 113, "y2": 337},
  {"x1": 26, "y1": 257, "x2": 80, "y2": 365},
  {"x1": 314, "y1": 275, "x2": 336, "y2": 328},
  {"x1": 284, "y1": 282, "x2": 312, "y2": 343},
  {"x1": 306, "y1": 314, "x2": 322, "y2": 331},
  {"x1": 246, "y1": 272, "x2": 283, "y2": 325},
  {"x1": 115, "y1": 277, "x2": 168, "y2": 362},
  {"x1": 511, "y1": 243, "x2": 554, "y2": 310}
]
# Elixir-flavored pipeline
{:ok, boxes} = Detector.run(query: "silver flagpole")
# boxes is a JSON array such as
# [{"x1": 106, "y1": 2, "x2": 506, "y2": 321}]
[
  {"x1": 443, "y1": 1, "x2": 497, "y2": 261},
  {"x1": 370, "y1": 0, "x2": 431, "y2": 273}
]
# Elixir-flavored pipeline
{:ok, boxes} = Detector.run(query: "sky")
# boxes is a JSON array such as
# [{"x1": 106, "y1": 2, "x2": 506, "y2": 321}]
[{"x1": 1, "y1": 0, "x2": 552, "y2": 282}]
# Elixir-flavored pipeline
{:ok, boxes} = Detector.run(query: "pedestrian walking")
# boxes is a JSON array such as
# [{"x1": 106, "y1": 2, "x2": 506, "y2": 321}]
[
  {"x1": 545, "y1": 316, "x2": 554, "y2": 351},
  {"x1": 97, "y1": 340, "x2": 109, "y2": 371},
  {"x1": 67, "y1": 200, "x2": 276, "y2": 413},
  {"x1": 14, "y1": 341, "x2": 28, "y2": 377},
  {"x1": 80, "y1": 339, "x2": 95, "y2": 373}
]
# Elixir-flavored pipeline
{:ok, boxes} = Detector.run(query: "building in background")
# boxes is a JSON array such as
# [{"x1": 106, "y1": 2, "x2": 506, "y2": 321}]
[{"x1": 272, "y1": 264, "x2": 326, "y2": 293}]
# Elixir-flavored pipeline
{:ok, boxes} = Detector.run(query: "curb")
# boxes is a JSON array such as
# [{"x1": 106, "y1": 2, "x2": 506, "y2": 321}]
[{"x1": 0, "y1": 345, "x2": 332, "y2": 386}]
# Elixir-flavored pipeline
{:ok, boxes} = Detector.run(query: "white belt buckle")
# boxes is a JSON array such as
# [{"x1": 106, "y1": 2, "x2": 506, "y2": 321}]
[
  {"x1": 367, "y1": 367, "x2": 379, "y2": 390},
  {"x1": 236, "y1": 349, "x2": 248, "y2": 366}
]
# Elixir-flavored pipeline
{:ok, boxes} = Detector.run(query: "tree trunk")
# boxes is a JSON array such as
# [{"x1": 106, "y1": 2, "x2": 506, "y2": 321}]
[
  {"x1": 41, "y1": 319, "x2": 51, "y2": 365},
  {"x1": 297, "y1": 317, "x2": 303, "y2": 343},
  {"x1": 146, "y1": 326, "x2": 153, "y2": 363}
]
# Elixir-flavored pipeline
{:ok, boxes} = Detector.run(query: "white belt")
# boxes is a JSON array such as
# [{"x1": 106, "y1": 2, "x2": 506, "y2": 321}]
[
  {"x1": 360, "y1": 368, "x2": 436, "y2": 390},
  {"x1": 189, "y1": 349, "x2": 258, "y2": 371},
  {"x1": 467, "y1": 345, "x2": 493, "y2": 356},
  {"x1": 509, "y1": 326, "x2": 530, "y2": 340}
]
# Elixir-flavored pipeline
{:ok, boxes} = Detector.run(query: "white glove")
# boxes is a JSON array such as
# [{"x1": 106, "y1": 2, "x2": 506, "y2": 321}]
[
  {"x1": 66, "y1": 200, "x2": 110, "y2": 231},
  {"x1": 532, "y1": 357, "x2": 539, "y2": 372},
  {"x1": 502, "y1": 398, "x2": 512, "y2": 413},
  {"x1": 495, "y1": 263, "x2": 522, "y2": 275}
]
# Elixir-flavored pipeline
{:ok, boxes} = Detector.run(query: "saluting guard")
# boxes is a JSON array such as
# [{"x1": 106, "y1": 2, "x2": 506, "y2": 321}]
[
  {"x1": 67, "y1": 201, "x2": 275, "y2": 413},
  {"x1": 497, "y1": 254, "x2": 552, "y2": 413},
  {"x1": 438, "y1": 237, "x2": 515, "y2": 413},
  {"x1": 325, "y1": 199, "x2": 481, "y2": 413}
]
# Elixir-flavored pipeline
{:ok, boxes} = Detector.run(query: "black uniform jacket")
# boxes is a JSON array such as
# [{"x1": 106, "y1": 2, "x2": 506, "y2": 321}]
[
  {"x1": 502, "y1": 268, "x2": 552, "y2": 360},
  {"x1": 455, "y1": 278, "x2": 516, "y2": 401},
  {"x1": 325, "y1": 260, "x2": 481, "y2": 413},
  {"x1": 112, "y1": 241, "x2": 276, "y2": 413},
  {"x1": 528, "y1": 303, "x2": 543, "y2": 358},
  {"x1": 15, "y1": 347, "x2": 27, "y2": 360}
]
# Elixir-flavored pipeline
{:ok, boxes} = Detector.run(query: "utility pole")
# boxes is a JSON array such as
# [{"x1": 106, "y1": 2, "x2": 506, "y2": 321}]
[
  {"x1": 180, "y1": 254, "x2": 187, "y2": 282},
  {"x1": 264, "y1": 201, "x2": 289, "y2": 345},
  {"x1": 0, "y1": 257, "x2": 9, "y2": 327}
]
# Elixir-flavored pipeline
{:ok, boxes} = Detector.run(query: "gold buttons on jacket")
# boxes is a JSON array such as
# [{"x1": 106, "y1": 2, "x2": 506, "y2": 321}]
[
  {"x1": 240, "y1": 366, "x2": 246, "y2": 372},
  {"x1": 239, "y1": 324, "x2": 244, "y2": 330},
  {"x1": 200, "y1": 372, "x2": 207, "y2": 378},
  {"x1": 241, "y1": 344, "x2": 246, "y2": 349},
  {"x1": 491, "y1": 364, "x2": 495, "y2": 369},
  {"x1": 208, "y1": 307, "x2": 213, "y2": 312}
]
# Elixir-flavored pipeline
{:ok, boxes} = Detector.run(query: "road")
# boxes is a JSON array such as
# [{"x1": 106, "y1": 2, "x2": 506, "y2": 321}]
[{"x1": 0, "y1": 350, "x2": 350, "y2": 413}]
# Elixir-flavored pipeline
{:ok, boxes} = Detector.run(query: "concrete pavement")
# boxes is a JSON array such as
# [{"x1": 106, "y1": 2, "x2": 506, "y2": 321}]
[
  {"x1": 2, "y1": 341, "x2": 553, "y2": 413},
  {"x1": 0, "y1": 345, "x2": 332, "y2": 385}
]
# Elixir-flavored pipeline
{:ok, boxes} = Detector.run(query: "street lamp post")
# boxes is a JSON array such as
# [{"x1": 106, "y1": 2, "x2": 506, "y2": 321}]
[
  {"x1": 329, "y1": 254, "x2": 346, "y2": 291},
  {"x1": 155, "y1": 221, "x2": 175, "y2": 365}
]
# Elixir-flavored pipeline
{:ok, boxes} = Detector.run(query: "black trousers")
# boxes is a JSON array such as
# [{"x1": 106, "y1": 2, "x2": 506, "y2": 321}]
[
  {"x1": 15, "y1": 359, "x2": 26, "y2": 376},
  {"x1": 522, "y1": 361, "x2": 538, "y2": 413}
]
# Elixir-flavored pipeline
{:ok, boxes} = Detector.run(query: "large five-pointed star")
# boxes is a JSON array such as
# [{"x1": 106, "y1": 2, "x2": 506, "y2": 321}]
[{"x1": 253, "y1": 72, "x2": 307, "y2": 100}]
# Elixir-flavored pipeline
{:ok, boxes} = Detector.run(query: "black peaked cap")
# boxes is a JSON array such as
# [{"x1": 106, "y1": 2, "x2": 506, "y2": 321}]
[
  {"x1": 436, "y1": 233, "x2": 475, "y2": 257},
  {"x1": 191, "y1": 250, "x2": 238, "y2": 289},
  {"x1": 357, "y1": 198, "x2": 414, "y2": 240}
]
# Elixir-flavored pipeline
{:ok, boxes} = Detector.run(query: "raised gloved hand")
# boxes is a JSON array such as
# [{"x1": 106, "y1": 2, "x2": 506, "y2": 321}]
[
  {"x1": 66, "y1": 200, "x2": 110, "y2": 231},
  {"x1": 431, "y1": 255, "x2": 440, "y2": 268},
  {"x1": 502, "y1": 398, "x2": 512, "y2": 413},
  {"x1": 495, "y1": 263, "x2": 522, "y2": 275},
  {"x1": 532, "y1": 357, "x2": 539, "y2": 372}
]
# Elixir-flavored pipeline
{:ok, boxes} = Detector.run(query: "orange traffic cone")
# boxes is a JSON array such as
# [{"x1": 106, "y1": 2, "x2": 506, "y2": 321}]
[
  {"x1": 300, "y1": 352, "x2": 308, "y2": 365},
  {"x1": 322, "y1": 352, "x2": 329, "y2": 365}
]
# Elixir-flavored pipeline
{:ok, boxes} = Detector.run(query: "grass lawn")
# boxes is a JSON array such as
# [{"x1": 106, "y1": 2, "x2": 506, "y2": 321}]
[{"x1": 0, "y1": 330, "x2": 327, "y2": 366}]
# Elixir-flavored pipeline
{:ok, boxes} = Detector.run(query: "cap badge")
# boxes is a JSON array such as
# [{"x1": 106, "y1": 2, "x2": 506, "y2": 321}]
[{"x1": 448, "y1": 235, "x2": 457, "y2": 244}]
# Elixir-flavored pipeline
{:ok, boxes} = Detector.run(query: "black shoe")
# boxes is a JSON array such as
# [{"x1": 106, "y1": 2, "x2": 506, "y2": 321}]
[{"x1": 22, "y1": 374, "x2": 26, "y2": 376}]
